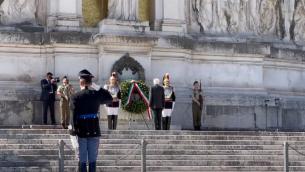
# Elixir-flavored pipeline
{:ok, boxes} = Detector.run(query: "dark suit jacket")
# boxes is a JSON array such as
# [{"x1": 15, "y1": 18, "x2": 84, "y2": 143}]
[
  {"x1": 40, "y1": 79, "x2": 57, "y2": 101},
  {"x1": 149, "y1": 84, "x2": 165, "y2": 109}
]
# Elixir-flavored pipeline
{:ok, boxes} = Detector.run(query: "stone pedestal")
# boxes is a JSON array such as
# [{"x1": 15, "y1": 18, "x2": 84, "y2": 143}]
[
  {"x1": 47, "y1": 0, "x2": 82, "y2": 31},
  {"x1": 99, "y1": 19, "x2": 150, "y2": 33},
  {"x1": 161, "y1": 0, "x2": 186, "y2": 33},
  {"x1": 161, "y1": 19, "x2": 186, "y2": 33}
]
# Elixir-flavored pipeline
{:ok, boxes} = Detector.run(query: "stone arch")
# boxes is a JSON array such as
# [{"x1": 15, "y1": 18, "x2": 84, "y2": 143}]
[{"x1": 111, "y1": 53, "x2": 145, "y2": 81}]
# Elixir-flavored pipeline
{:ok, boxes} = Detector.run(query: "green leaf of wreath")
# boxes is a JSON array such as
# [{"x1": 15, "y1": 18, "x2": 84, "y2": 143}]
[{"x1": 120, "y1": 80, "x2": 150, "y2": 114}]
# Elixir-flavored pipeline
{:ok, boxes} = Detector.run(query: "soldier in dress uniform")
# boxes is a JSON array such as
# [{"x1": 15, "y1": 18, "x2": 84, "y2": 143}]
[
  {"x1": 57, "y1": 76, "x2": 74, "y2": 129},
  {"x1": 192, "y1": 81, "x2": 203, "y2": 131},
  {"x1": 162, "y1": 73, "x2": 170, "y2": 86},
  {"x1": 162, "y1": 77, "x2": 176, "y2": 130},
  {"x1": 70, "y1": 69, "x2": 112, "y2": 172},
  {"x1": 104, "y1": 72, "x2": 121, "y2": 130}
]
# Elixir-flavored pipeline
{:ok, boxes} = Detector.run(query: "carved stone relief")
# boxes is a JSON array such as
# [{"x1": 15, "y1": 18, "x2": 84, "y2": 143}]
[
  {"x1": 0, "y1": 0, "x2": 46, "y2": 26},
  {"x1": 189, "y1": 0, "x2": 305, "y2": 43},
  {"x1": 293, "y1": 0, "x2": 305, "y2": 43}
]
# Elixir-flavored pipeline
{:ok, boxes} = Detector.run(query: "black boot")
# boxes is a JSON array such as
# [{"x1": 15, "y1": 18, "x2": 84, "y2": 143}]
[
  {"x1": 107, "y1": 116, "x2": 113, "y2": 130},
  {"x1": 194, "y1": 126, "x2": 201, "y2": 131},
  {"x1": 79, "y1": 162, "x2": 87, "y2": 172},
  {"x1": 113, "y1": 116, "x2": 118, "y2": 130},
  {"x1": 89, "y1": 162, "x2": 96, "y2": 172},
  {"x1": 167, "y1": 117, "x2": 171, "y2": 130},
  {"x1": 162, "y1": 117, "x2": 167, "y2": 130}
]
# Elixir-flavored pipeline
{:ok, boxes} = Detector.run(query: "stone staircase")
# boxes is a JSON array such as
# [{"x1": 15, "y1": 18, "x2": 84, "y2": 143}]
[{"x1": 1, "y1": 128, "x2": 305, "y2": 171}]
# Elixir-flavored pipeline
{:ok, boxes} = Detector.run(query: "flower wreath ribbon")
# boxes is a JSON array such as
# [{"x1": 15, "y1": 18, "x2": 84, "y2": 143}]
[{"x1": 125, "y1": 82, "x2": 151, "y2": 119}]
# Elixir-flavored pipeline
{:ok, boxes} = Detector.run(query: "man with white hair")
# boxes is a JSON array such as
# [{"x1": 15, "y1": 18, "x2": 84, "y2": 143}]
[{"x1": 149, "y1": 78, "x2": 165, "y2": 130}]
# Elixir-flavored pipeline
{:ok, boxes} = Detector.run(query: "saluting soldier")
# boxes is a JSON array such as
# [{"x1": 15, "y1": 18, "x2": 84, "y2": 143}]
[
  {"x1": 104, "y1": 72, "x2": 121, "y2": 130},
  {"x1": 162, "y1": 77, "x2": 176, "y2": 130},
  {"x1": 70, "y1": 69, "x2": 112, "y2": 172}
]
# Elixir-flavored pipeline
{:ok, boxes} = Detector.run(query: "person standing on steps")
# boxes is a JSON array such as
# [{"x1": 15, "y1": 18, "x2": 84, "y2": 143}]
[
  {"x1": 57, "y1": 76, "x2": 74, "y2": 129},
  {"x1": 69, "y1": 69, "x2": 112, "y2": 172},
  {"x1": 104, "y1": 72, "x2": 121, "y2": 130},
  {"x1": 149, "y1": 78, "x2": 165, "y2": 130},
  {"x1": 192, "y1": 81, "x2": 203, "y2": 131},
  {"x1": 162, "y1": 77, "x2": 176, "y2": 130},
  {"x1": 40, "y1": 72, "x2": 58, "y2": 125}
]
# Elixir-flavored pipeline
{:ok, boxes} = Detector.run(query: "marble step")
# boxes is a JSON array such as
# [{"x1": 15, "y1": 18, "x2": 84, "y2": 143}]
[
  {"x1": 2, "y1": 129, "x2": 305, "y2": 137},
  {"x1": 2, "y1": 133, "x2": 305, "y2": 141},
  {"x1": 0, "y1": 144, "x2": 293, "y2": 150},
  {"x1": 97, "y1": 134, "x2": 305, "y2": 141},
  {"x1": 0, "y1": 149, "x2": 293, "y2": 156},
  {"x1": 1, "y1": 166, "x2": 305, "y2": 172},
  {"x1": 20, "y1": 124, "x2": 182, "y2": 130},
  {"x1": 0, "y1": 139, "x2": 295, "y2": 145},
  {"x1": 1, "y1": 160, "x2": 304, "y2": 167},
  {"x1": 1, "y1": 154, "x2": 299, "y2": 161},
  {"x1": 2, "y1": 129, "x2": 305, "y2": 136}
]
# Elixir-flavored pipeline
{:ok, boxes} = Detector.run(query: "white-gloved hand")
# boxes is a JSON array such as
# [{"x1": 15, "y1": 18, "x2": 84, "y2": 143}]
[
  {"x1": 91, "y1": 82, "x2": 101, "y2": 90},
  {"x1": 172, "y1": 102, "x2": 175, "y2": 111}
]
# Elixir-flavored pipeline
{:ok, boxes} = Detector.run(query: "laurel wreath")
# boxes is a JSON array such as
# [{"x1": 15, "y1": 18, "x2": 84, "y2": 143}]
[{"x1": 120, "y1": 80, "x2": 150, "y2": 114}]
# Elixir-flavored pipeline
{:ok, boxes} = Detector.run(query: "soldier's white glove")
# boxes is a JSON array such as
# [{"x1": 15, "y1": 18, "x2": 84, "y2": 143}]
[
  {"x1": 91, "y1": 82, "x2": 101, "y2": 90},
  {"x1": 172, "y1": 102, "x2": 175, "y2": 111}
]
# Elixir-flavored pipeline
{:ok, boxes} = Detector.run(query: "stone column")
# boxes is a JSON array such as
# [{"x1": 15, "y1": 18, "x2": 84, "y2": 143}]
[
  {"x1": 161, "y1": 0, "x2": 186, "y2": 33},
  {"x1": 151, "y1": 0, "x2": 163, "y2": 31},
  {"x1": 47, "y1": 0, "x2": 82, "y2": 31}
]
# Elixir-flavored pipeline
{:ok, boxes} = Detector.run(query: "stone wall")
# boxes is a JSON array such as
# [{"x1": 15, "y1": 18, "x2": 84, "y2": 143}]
[{"x1": 0, "y1": 31, "x2": 305, "y2": 131}]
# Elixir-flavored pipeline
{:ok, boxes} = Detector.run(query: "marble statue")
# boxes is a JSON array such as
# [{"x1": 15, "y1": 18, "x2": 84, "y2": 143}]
[
  {"x1": 0, "y1": 0, "x2": 46, "y2": 26},
  {"x1": 221, "y1": 0, "x2": 241, "y2": 33},
  {"x1": 192, "y1": 0, "x2": 258, "y2": 34},
  {"x1": 281, "y1": 0, "x2": 295, "y2": 40},
  {"x1": 0, "y1": 0, "x2": 36, "y2": 25},
  {"x1": 257, "y1": 0, "x2": 279, "y2": 36},
  {"x1": 293, "y1": 0, "x2": 305, "y2": 43},
  {"x1": 190, "y1": 0, "x2": 282, "y2": 36},
  {"x1": 192, "y1": 0, "x2": 216, "y2": 33},
  {"x1": 108, "y1": 0, "x2": 138, "y2": 21}
]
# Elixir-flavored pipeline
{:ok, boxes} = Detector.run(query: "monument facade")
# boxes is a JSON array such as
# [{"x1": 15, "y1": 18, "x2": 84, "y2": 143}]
[{"x1": 0, "y1": 0, "x2": 305, "y2": 130}]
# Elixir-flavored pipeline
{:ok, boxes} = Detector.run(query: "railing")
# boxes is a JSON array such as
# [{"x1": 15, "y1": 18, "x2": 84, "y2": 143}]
[
  {"x1": 141, "y1": 139, "x2": 147, "y2": 172},
  {"x1": 283, "y1": 141, "x2": 305, "y2": 172},
  {"x1": 283, "y1": 142, "x2": 288, "y2": 172},
  {"x1": 58, "y1": 139, "x2": 147, "y2": 172},
  {"x1": 58, "y1": 140, "x2": 65, "y2": 172}
]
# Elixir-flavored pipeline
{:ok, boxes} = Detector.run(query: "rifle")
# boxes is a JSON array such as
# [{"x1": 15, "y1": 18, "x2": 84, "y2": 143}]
[{"x1": 199, "y1": 80, "x2": 202, "y2": 92}]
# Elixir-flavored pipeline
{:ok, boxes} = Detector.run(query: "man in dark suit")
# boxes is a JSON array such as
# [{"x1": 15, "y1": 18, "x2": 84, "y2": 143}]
[
  {"x1": 40, "y1": 72, "x2": 58, "y2": 125},
  {"x1": 149, "y1": 78, "x2": 165, "y2": 130}
]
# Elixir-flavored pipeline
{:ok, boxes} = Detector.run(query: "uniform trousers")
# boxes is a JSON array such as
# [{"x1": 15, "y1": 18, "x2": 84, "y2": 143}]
[{"x1": 78, "y1": 137, "x2": 100, "y2": 163}]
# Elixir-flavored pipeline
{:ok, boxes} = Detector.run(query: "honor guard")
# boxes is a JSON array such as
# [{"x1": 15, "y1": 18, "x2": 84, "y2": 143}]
[
  {"x1": 162, "y1": 77, "x2": 176, "y2": 130},
  {"x1": 104, "y1": 72, "x2": 121, "y2": 130},
  {"x1": 192, "y1": 81, "x2": 203, "y2": 131},
  {"x1": 70, "y1": 69, "x2": 112, "y2": 172}
]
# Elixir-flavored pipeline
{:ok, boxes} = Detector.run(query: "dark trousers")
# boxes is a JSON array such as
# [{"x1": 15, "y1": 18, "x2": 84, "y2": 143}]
[
  {"x1": 152, "y1": 108, "x2": 162, "y2": 130},
  {"x1": 107, "y1": 115, "x2": 118, "y2": 130},
  {"x1": 162, "y1": 117, "x2": 171, "y2": 130},
  {"x1": 43, "y1": 100, "x2": 56, "y2": 124}
]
